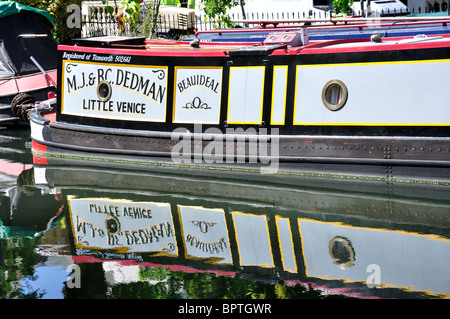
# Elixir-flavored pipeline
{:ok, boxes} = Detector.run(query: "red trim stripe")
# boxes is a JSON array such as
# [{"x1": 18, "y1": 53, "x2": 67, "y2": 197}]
[
  {"x1": 32, "y1": 154, "x2": 48, "y2": 165},
  {"x1": 32, "y1": 140, "x2": 47, "y2": 153},
  {"x1": 32, "y1": 140, "x2": 48, "y2": 165},
  {"x1": 59, "y1": 44, "x2": 231, "y2": 57},
  {"x1": 71, "y1": 255, "x2": 236, "y2": 277}
]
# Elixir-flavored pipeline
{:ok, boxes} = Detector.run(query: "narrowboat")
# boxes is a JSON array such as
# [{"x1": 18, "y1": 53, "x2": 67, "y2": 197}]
[
  {"x1": 29, "y1": 31, "x2": 450, "y2": 178},
  {"x1": 0, "y1": 1, "x2": 57, "y2": 126}
]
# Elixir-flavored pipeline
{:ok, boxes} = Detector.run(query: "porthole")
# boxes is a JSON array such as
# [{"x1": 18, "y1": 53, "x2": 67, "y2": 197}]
[
  {"x1": 328, "y1": 236, "x2": 355, "y2": 269},
  {"x1": 97, "y1": 80, "x2": 112, "y2": 102},
  {"x1": 322, "y1": 79, "x2": 348, "y2": 111},
  {"x1": 105, "y1": 214, "x2": 121, "y2": 235}
]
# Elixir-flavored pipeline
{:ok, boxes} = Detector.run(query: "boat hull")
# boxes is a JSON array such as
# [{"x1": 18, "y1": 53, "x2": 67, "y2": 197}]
[
  {"x1": 30, "y1": 113, "x2": 450, "y2": 168},
  {"x1": 31, "y1": 120, "x2": 450, "y2": 188}
]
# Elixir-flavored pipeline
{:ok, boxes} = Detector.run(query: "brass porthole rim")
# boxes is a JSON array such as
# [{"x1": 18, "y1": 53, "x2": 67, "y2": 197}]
[
  {"x1": 328, "y1": 236, "x2": 355, "y2": 268},
  {"x1": 97, "y1": 80, "x2": 112, "y2": 102},
  {"x1": 105, "y1": 213, "x2": 121, "y2": 235},
  {"x1": 322, "y1": 79, "x2": 348, "y2": 111}
]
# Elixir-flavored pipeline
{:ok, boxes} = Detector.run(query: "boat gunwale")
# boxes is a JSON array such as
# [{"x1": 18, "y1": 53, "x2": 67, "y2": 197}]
[{"x1": 45, "y1": 118, "x2": 450, "y2": 143}]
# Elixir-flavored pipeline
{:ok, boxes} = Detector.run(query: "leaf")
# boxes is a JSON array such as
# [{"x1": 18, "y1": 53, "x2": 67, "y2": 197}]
[{"x1": 106, "y1": 6, "x2": 115, "y2": 15}]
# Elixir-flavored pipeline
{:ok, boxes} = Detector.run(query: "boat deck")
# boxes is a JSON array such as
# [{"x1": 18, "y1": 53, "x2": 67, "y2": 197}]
[
  {"x1": 64, "y1": 29, "x2": 450, "y2": 59},
  {"x1": 42, "y1": 111, "x2": 56, "y2": 123},
  {"x1": 137, "y1": 34, "x2": 450, "y2": 55}
]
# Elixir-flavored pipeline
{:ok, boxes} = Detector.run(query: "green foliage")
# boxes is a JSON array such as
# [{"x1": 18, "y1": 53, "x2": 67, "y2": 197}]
[
  {"x1": 116, "y1": 0, "x2": 140, "y2": 35},
  {"x1": 0, "y1": 238, "x2": 42, "y2": 298},
  {"x1": 102, "y1": 265, "x2": 352, "y2": 299},
  {"x1": 15, "y1": 0, "x2": 83, "y2": 43},
  {"x1": 200, "y1": 0, "x2": 245, "y2": 28},
  {"x1": 332, "y1": 0, "x2": 354, "y2": 16},
  {"x1": 116, "y1": 0, "x2": 161, "y2": 38},
  {"x1": 118, "y1": 0, "x2": 140, "y2": 27},
  {"x1": 139, "y1": 266, "x2": 169, "y2": 281},
  {"x1": 134, "y1": 1, "x2": 162, "y2": 38}
]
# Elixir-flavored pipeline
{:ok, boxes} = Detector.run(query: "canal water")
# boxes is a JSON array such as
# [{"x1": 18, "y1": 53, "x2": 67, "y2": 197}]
[{"x1": 1, "y1": 126, "x2": 450, "y2": 300}]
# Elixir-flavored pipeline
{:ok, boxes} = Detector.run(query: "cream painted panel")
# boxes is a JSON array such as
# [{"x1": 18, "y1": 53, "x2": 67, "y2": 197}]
[{"x1": 227, "y1": 66, "x2": 265, "y2": 124}]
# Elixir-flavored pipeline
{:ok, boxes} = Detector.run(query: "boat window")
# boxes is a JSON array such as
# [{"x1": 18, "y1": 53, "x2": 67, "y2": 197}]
[
  {"x1": 105, "y1": 214, "x2": 121, "y2": 235},
  {"x1": 322, "y1": 79, "x2": 348, "y2": 111},
  {"x1": 329, "y1": 236, "x2": 355, "y2": 268},
  {"x1": 97, "y1": 80, "x2": 112, "y2": 102}
]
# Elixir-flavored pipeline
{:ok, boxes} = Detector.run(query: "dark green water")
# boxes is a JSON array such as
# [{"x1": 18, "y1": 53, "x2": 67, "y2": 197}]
[{"x1": 1, "y1": 127, "x2": 450, "y2": 300}]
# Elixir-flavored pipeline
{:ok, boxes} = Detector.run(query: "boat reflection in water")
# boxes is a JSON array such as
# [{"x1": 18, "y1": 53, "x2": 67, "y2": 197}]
[
  {"x1": 0, "y1": 129, "x2": 62, "y2": 240},
  {"x1": 17, "y1": 157, "x2": 449, "y2": 299}
]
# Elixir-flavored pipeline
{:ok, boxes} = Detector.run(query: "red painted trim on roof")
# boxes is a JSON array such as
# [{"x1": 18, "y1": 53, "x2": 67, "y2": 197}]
[
  {"x1": 0, "y1": 70, "x2": 56, "y2": 97},
  {"x1": 61, "y1": 34, "x2": 450, "y2": 58}
]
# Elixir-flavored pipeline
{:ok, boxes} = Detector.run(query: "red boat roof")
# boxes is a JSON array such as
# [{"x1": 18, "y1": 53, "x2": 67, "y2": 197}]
[{"x1": 59, "y1": 32, "x2": 450, "y2": 58}]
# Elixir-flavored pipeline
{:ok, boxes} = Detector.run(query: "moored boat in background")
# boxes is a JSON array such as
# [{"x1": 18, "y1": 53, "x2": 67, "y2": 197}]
[
  {"x1": 183, "y1": 17, "x2": 450, "y2": 43},
  {"x1": 0, "y1": 1, "x2": 57, "y2": 126}
]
